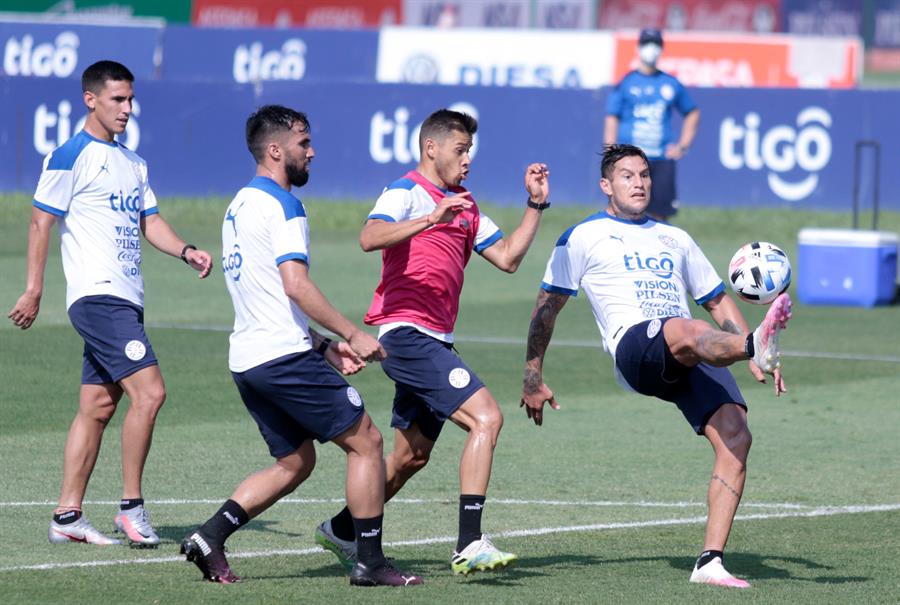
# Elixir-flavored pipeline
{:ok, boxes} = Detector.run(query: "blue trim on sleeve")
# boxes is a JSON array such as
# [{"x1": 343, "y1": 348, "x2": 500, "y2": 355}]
[
  {"x1": 247, "y1": 176, "x2": 306, "y2": 221},
  {"x1": 46, "y1": 131, "x2": 94, "y2": 171},
  {"x1": 474, "y1": 229, "x2": 503, "y2": 254},
  {"x1": 276, "y1": 252, "x2": 309, "y2": 266},
  {"x1": 694, "y1": 281, "x2": 726, "y2": 305},
  {"x1": 33, "y1": 200, "x2": 66, "y2": 216},
  {"x1": 140, "y1": 207, "x2": 159, "y2": 218},
  {"x1": 541, "y1": 282, "x2": 578, "y2": 297},
  {"x1": 385, "y1": 177, "x2": 416, "y2": 191},
  {"x1": 367, "y1": 213, "x2": 396, "y2": 223}
]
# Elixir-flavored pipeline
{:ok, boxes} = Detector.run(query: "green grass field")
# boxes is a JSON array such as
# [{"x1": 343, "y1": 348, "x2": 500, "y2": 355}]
[{"x1": 1, "y1": 195, "x2": 899, "y2": 604}]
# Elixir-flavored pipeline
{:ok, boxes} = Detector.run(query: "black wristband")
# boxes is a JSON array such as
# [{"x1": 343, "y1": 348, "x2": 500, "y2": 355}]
[
  {"x1": 527, "y1": 197, "x2": 551, "y2": 211},
  {"x1": 316, "y1": 337, "x2": 332, "y2": 355},
  {"x1": 744, "y1": 333, "x2": 755, "y2": 359},
  {"x1": 180, "y1": 244, "x2": 197, "y2": 264}
]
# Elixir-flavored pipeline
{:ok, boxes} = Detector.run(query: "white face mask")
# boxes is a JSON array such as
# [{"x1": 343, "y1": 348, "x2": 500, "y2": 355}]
[{"x1": 638, "y1": 43, "x2": 662, "y2": 67}]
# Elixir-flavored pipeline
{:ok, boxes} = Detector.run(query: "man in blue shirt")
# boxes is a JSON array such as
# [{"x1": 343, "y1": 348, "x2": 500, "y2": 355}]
[{"x1": 604, "y1": 28, "x2": 700, "y2": 222}]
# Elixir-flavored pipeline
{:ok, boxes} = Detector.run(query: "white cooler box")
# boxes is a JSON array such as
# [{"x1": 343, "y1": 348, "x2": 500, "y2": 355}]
[{"x1": 797, "y1": 228, "x2": 898, "y2": 307}]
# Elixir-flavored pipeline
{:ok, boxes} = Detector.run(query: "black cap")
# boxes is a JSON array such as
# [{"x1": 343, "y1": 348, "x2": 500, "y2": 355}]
[{"x1": 639, "y1": 28, "x2": 663, "y2": 46}]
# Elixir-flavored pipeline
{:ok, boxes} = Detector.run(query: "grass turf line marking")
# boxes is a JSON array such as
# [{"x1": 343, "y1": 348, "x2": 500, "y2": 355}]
[
  {"x1": 146, "y1": 322, "x2": 900, "y2": 364},
  {"x1": 0, "y1": 498, "x2": 812, "y2": 510},
  {"x1": 2, "y1": 503, "x2": 897, "y2": 574},
  {"x1": 8, "y1": 320, "x2": 899, "y2": 363}
]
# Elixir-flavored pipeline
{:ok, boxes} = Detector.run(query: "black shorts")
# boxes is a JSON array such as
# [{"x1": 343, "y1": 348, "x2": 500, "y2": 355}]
[
  {"x1": 648, "y1": 159, "x2": 677, "y2": 219},
  {"x1": 68, "y1": 295, "x2": 158, "y2": 384},
  {"x1": 615, "y1": 318, "x2": 746, "y2": 434},
  {"x1": 231, "y1": 351, "x2": 365, "y2": 458},
  {"x1": 379, "y1": 327, "x2": 485, "y2": 442}
]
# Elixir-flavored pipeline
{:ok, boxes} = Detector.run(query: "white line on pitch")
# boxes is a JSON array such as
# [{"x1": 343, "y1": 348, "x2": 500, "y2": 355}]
[
  {"x1": 0, "y1": 497, "x2": 811, "y2": 510},
  {"x1": 145, "y1": 322, "x2": 900, "y2": 364},
  {"x1": 1, "y1": 503, "x2": 897, "y2": 574}
]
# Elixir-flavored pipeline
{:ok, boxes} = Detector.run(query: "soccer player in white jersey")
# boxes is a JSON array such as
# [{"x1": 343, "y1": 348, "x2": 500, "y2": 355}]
[
  {"x1": 7, "y1": 60, "x2": 213, "y2": 547},
  {"x1": 317, "y1": 108, "x2": 550, "y2": 576},
  {"x1": 520, "y1": 144, "x2": 792, "y2": 588},
  {"x1": 179, "y1": 106, "x2": 422, "y2": 587}
]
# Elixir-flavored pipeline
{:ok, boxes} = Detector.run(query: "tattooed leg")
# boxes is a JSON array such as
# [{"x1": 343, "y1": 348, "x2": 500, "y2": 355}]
[{"x1": 703, "y1": 405, "x2": 751, "y2": 552}]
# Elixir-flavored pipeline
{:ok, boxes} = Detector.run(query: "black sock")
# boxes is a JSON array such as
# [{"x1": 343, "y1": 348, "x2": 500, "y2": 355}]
[
  {"x1": 457, "y1": 494, "x2": 486, "y2": 552},
  {"x1": 53, "y1": 509, "x2": 82, "y2": 525},
  {"x1": 744, "y1": 333, "x2": 755, "y2": 358},
  {"x1": 120, "y1": 498, "x2": 144, "y2": 511},
  {"x1": 199, "y1": 499, "x2": 249, "y2": 546},
  {"x1": 330, "y1": 506, "x2": 356, "y2": 542},
  {"x1": 697, "y1": 549, "x2": 724, "y2": 568},
  {"x1": 354, "y1": 515, "x2": 386, "y2": 568}
]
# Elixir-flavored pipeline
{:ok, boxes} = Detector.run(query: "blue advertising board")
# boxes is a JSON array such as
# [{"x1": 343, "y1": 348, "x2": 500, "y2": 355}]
[
  {"x1": 0, "y1": 21, "x2": 161, "y2": 81},
  {"x1": 681, "y1": 88, "x2": 900, "y2": 211},
  {"x1": 2, "y1": 77, "x2": 898, "y2": 212},
  {"x1": 159, "y1": 25, "x2": 379, "y2": 83}
]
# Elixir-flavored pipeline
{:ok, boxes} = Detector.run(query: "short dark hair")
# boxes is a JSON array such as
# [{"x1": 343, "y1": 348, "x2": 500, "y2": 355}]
[
  {"x1": 245, "y1": 105, "x2": 310, "y2": 162},
  {"x1": 418, "y1": 109, "x2": 477, "y2": 152},
  {"x1": 601, "y1": 144, "x2": 649, "y2": 180},
  {"x1": 81, "y1": 60, "x2": 134, "y2": 94}
]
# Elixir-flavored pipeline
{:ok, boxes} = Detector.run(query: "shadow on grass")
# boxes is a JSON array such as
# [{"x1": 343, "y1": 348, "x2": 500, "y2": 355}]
[
  {"x1": 155, "y1": 519, "x2": 305, "y2": 544},
  {"x1": 603, "y1": 553, "x2": 870, "y2": 584}
]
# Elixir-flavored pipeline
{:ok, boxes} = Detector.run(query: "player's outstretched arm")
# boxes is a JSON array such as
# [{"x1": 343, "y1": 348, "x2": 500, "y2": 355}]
[
  {"x1": 7, "y1": 207, "x2": 55, "y2": 330},
  {"x1": 481, "y1": 163, "x2": 549, "y2": 273},
  {"x1": 279, "y1": 260, "x2": 386, "y2": 363},
  {"x1": 521, "y1": 287, "x2": 569, "y2": 426},
  {"x1": 140, "y1": 213, "x2": 213, "y2": 278},
  {"x1": 359, "y1": 192, "x2": 473, "y2": 252}
]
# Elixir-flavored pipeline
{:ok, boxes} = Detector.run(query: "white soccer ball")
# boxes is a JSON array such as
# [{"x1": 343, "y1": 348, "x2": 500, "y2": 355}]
[{"x1": 728, "y1": 242, "x2": 792, "y2": 305}]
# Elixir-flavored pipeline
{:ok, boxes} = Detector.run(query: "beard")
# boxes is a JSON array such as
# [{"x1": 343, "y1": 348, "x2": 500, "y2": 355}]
[{"x1": 286, "y1": 162, "x2": 310, "y2": 188}]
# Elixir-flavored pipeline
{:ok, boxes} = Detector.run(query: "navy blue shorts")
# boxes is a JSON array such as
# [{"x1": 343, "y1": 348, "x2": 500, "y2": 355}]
[
  {"x1": 614, "y1": 318, "x2": 746, "y2": 434},
  {"x1": 231, "y1": 351, "x2": 365, "y2": 459},
  {"x1": 67, "y1": 295, "x2": 158, "y2": 385},
  {"x1": 379, "y1": 327, "x2": 485, "y2": 442},
  {"x1": 648, "y1": 159, "x2": 677, "y2": 219}
]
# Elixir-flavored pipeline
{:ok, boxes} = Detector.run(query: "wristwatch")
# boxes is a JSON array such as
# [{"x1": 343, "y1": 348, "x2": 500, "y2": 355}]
[{"x1": 527, "y1": 197, "x2": 551, "y2": 211}]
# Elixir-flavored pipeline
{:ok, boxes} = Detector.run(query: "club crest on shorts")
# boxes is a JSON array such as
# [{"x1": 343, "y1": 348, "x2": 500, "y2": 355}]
[
  {"x1": 346, "y1": 387, "x2": 363, "y2": 408},
  {"x1": 124, "y1": 340, "x2": 146, "y2": 361},
  {"x1": 448, "y1": 368, "x2": 471, "y2": 389},
  {"x1": 646, "y1": 319, "x2": 662, "y2": 339}
]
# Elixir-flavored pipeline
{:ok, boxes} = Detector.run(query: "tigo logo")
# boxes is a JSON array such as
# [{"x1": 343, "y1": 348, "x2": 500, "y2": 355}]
[
  {"x1": 370, "y1": 102, "x2": 479, "y2": 165},
  {"x1": 34, "y1": 99, "x2": 141, "y2": 156},
  {"x1": 233, "y1": 38, "x2": 306, "y2": 83},
  {"x1": 719, "y1": 107, "x2": 832, "y2": 201},
  {"x1": 3, "y1": 32, "x2": 79, "y2": 78}
]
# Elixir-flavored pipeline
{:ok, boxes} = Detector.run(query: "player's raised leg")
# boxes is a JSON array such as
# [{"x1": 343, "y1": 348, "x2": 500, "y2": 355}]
[
  {"x1": 690, "y1": 404, "x2": 752, "y2": 589},
  {"x1": 49, "y1": 383, "x2": 122, "y2": 546},
  {"x1": 448, "y1": 387, "x2": 517, "y2": 576},
  {"x1": 113, "y1": 365, "x2": 166, "y2": 547},
  {"x1": 181, "y1": 440, "x2": 317, "y2": 584}
]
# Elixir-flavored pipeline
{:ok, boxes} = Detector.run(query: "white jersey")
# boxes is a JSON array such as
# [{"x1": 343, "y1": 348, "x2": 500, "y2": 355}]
[
  {"x1": 222, "y1": 176, "x2": 313, "y2": 373},
  {"x1": 33, "y1": 130, "x2": 159, "y2": 309},
  {"x1": 541, "y1": 211, "x2": 724, "y2": 359}
]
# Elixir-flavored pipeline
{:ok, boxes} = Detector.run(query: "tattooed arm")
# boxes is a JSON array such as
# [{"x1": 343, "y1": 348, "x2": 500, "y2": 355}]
[
  {"x1": 702, "y1": 291, "x2": 751, "y2": 336},
  {"x1": 521, "y1": 288, "x2": 570, "y2": 426},
  {"x1": 702, "y1": 291, "x2": 771, "y2": 385}
]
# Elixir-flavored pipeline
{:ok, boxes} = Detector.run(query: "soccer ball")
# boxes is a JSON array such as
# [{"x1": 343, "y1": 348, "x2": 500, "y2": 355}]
[{"x1": 728, "y1": 242, "x2": 792, "y2": 304}]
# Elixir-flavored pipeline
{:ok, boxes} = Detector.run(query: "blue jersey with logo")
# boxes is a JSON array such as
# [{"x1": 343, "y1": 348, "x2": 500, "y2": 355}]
[
  {"x1": 33, "y1": 130, "x2": 158, "y2": 309},
  {"x1": 606, "y1": 70, "x2": 697, "y2": 160},
  {"x1": 540, "y1": 211, "x2": 723, "y2": 359}
]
